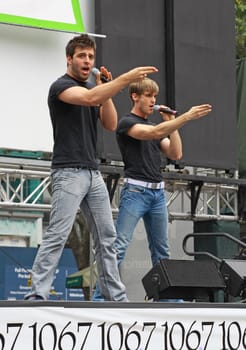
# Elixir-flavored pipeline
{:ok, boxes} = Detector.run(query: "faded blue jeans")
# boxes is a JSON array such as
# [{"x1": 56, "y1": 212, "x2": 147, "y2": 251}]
[
  {"x1": 25, "y1": 168, "x2": 127, "y2": 301},
  {"x1": 93, "y1": 183, "x2": 170, "y2": 300},
  {"x1": 116, "y1": 183, "x2": 170, "y2": 266}
]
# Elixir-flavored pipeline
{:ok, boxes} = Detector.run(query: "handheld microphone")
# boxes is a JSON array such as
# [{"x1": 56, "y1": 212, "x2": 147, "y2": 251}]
[
  {"x1": 154, "y1": 105, "x2": 178, "y2": 116},
  {"x1": 91, "y1": 67, "x2": 110, "y2": 83}
]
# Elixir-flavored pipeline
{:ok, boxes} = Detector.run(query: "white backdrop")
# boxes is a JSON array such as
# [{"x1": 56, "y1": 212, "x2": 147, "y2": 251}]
[
  {"x1": 0, "y1": 0, "x2": 95, "y2": 152},
  {"x1": 1, "y1": 0, "x2": 79, "y2": 23}
]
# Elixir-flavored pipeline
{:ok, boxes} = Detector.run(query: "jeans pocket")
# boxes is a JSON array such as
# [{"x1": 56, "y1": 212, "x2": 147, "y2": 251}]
[{"x1": 52, "y1": 169, "x2": 81, "y2": 196}]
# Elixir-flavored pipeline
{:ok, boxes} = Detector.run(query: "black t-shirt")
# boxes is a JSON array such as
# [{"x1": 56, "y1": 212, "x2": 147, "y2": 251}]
[
  {"x1": 116, "y1": 113, "x2": 164, "y2": 182},
  {"x1": 48, "y1": 74, "x2": 100, "y2": 169}
]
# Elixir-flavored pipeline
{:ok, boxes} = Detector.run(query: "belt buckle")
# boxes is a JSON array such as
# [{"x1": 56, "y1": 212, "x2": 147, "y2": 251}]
[{"x1": 151, "y1": 183, "x2": 159, "y2": 189}]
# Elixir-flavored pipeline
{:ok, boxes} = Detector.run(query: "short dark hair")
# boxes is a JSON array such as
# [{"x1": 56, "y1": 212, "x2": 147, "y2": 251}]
[{"x1": 65, "y1": 34, "x2": 96, "y2": 57}]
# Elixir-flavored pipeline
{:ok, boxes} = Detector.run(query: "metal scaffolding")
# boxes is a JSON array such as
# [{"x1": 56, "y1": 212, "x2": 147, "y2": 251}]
[{"x1": 1, "y1": 156, "x2": 246, "y2": 223}]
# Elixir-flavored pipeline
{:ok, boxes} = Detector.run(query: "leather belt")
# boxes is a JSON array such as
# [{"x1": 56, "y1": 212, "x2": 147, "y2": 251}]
[{"x1": 124, "y1": 178, "x2": 164, "y2": 189}]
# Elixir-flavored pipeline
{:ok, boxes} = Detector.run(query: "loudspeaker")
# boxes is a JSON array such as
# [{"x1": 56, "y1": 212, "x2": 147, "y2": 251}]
[
  {"x1": 220, "y1": 259, "x2": 246, "y2": 297},
  {"x1": 142, "y1": 259, "x2": 225, "y2": 301}
]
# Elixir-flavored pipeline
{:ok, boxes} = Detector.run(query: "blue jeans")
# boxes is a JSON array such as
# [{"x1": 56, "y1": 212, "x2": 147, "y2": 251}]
[
  {"x1": 93, "y1": 183, "x2": 170, "y2": 301},
  {"x1": 25, "y1": 168, "x2": 127, "y2": 301},
  {"x1": 116, "y1": 183, "x2": 170, "y2": 265}
]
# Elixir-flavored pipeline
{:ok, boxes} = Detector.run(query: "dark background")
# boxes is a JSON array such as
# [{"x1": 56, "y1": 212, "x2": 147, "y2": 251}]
[{"x1": 95, "y1": 0, "x2": 238, "y2": 172}]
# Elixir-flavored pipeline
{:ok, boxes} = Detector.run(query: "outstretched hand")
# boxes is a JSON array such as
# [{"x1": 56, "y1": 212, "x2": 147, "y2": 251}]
[
  {"x1": 124, "y1": 66, "x2": 158, "y2": 83},
  {"x1": 185, "y1": 104, "x2": 212, "y2": 121}
]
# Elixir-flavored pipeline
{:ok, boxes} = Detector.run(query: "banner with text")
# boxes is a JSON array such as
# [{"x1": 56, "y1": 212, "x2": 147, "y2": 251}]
[{"x1": 0, "y1": 305, "x2": 245, "y2": 349}]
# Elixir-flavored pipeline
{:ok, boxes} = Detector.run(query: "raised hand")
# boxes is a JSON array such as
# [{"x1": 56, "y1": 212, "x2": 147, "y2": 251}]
[
  {"x1": 185, "y1": 104, "x2": 212, "y2": 120},
  {"x1": 123, "y1": 66, "x2": 158, "y2": 83}
]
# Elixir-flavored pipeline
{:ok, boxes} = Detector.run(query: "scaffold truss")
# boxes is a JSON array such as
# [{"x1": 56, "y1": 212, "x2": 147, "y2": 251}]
[{"x1": 1, "y1": 157, "x2": 246, "y2": 222}]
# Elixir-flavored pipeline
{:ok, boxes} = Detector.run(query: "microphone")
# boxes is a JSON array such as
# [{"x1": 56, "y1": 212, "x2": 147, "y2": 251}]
[
  {"x1": 154, "y1": 105, "x2": 178, "y2": 116},
  {"x1": 91, "y1": 67, "x2": 110, "y2": 83}
]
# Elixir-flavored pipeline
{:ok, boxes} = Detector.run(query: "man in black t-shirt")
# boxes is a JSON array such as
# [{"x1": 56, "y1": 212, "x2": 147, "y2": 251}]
[
  {"x1": 93, "y1": 77, "x2": 212, "y2": 301},
  {"x1": 117, "y1": 78, "x2": 212, "y2": 295},
  {"x1": 24, "y1": 34, "x2": 158, "y2": 301}
]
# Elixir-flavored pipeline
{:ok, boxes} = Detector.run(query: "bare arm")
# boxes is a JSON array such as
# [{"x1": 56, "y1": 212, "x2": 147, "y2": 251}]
[
  {"x1": 99, "y1": 98, "x2": 118, "y2": 131},
  {"x1": 128, "y1": 104, "x2": 212, "y2": 141},
  {"x1": 159, "y1": 113, "x2": 182, "y2": 160},
  {"x1": 58, "y1": 66, "x2": 158, "y2": 106},
  {"x1": 160, "y1": 130, "x2": 183, "y2": 160},
  {"x1": 93, "y1": 67, "x2": 118, "y2": 131}
]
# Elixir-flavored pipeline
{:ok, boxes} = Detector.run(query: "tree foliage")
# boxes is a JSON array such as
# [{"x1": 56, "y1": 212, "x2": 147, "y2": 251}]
[{"x1": 235, "y1": 0, "x2": 246, "y2": 58}]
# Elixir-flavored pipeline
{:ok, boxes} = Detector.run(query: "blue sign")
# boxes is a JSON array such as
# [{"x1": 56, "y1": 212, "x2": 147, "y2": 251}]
[{"x1": 0, "y1": 247, "x2": 84, "y2": 301}]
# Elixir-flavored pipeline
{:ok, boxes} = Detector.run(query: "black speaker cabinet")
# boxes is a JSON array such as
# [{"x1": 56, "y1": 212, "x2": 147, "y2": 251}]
[
  {"x1": 220, "y1": 259, "x2": 246, "y2": 297},
  {"x1": 142, "y1": 259, "x2": 225, "y2": 301}
]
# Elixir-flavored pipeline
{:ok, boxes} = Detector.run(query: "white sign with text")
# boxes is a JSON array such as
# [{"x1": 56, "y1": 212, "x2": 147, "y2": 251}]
[{"x1": 0, "y1": 305, "x2": 245, "y2": 349}]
